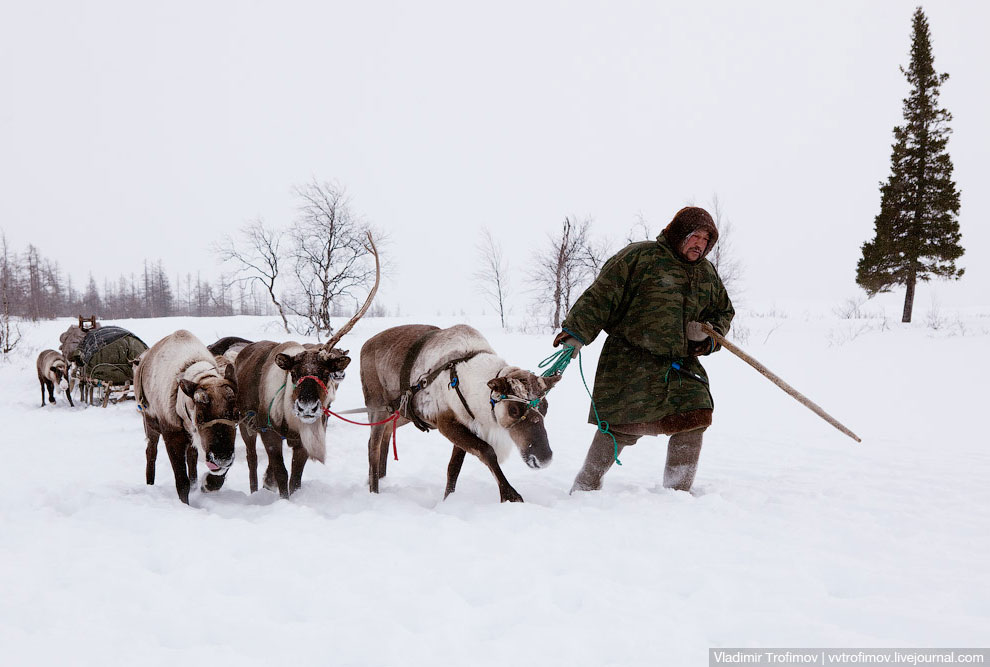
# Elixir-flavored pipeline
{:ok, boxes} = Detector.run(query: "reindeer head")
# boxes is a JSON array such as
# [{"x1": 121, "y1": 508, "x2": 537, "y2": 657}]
[
  {"x1": 50, "y1": 361, "x2": 70, "y2": 392},
  {"x1": 487, "y1": 370, "x2": 561, "y2": 469},
  {"x1": 275, "y1": 347, "x2": 351, "y2": 424},
  {"x1": 274, "y1": 231, "x2": 378, "y2": 425},
  {"x1": 179, "y1": 364, "x2": 239, "y2": 475}
]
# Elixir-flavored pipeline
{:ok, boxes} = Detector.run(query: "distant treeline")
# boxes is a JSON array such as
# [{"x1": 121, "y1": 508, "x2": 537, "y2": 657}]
[{"x1": 0, "y1": 234, "x2": 274, "y2": 321}]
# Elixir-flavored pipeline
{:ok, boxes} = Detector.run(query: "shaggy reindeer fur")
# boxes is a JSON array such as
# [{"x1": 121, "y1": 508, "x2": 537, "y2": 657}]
[
  {"x1": 134, "y1": 330, "x2": 239, "y2": 504},
  {"x1": 234, "y1": 341, "x2": 351, "y2": 497},
  {"x1": 36, "y1": 349, "x2": 74, "y2": 407},
  {"x1": 361, "y1": 324, "x2": 560, "y2": 502}
]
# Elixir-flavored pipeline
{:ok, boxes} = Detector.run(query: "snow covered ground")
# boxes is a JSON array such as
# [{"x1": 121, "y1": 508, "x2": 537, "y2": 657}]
[{"x1": 1, "y1": 304, "x2": 988, "y2": 666}]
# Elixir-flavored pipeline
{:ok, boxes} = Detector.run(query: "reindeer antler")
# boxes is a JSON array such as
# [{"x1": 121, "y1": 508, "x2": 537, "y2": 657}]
[{"x1": 323, "y1": 232, "x2": 381, "y2": 351}]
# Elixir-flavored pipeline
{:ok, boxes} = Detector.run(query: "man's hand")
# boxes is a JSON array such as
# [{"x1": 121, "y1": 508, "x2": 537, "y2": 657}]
[
  {"x1": 686, "y1": 321, "x2": 715, "y2": 356},
  {"x1": 553, "y1": 331, "x2": 583, "y2": 359},
  {"x1": 686, "y1": 321, "x2": 710, "y2": 341}
]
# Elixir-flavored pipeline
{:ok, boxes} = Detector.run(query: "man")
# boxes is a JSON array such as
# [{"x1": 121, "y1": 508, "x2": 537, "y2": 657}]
[{"x1": 554, "y1": 206, "x2": 734, "y2": 493}]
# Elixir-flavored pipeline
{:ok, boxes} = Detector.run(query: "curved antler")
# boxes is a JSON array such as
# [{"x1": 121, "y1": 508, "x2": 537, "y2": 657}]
[{"x1": 323, "y1": 232, "x2": 380, "y2": 351}]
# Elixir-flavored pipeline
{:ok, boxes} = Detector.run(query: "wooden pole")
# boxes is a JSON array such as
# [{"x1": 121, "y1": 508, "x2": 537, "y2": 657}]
[{"x1": 701, "y1": 324, "x2": 862, "y2": 443}]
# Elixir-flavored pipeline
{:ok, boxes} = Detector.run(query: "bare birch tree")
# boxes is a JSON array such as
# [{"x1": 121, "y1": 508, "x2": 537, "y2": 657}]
[
  {"x1": 214, "y1": 219, "x2": 291, "y2": 333},
  {"x1": 287, "y1": 180, "x2": 378, "y2": 339},
  {"x1": 0, "y1": 233, "x2": 21, "y2": 354},
  {"x1": 474, "y1": 228, "x2": 511, "y2": 328},
  {"x1": 708, "y1": 194, "x2": 744, "y2": 296},
  {"x1": 530, "y1": 217, "x2": 599, "y2": 330}
]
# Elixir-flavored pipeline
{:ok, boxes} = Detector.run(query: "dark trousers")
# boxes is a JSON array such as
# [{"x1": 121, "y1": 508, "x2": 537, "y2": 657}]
[{"x1": 571, "y1": 426, "x2": 705, "y2": 493}]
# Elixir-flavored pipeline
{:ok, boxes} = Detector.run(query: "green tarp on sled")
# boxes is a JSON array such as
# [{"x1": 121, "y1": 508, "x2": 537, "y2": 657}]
[{"x1": 74, "y1": 326, "x2": 148, "y2": 384}]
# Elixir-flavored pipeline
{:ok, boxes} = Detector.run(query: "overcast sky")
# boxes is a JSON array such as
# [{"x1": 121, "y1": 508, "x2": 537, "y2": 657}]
[{"x1": 2, "y1": 0, "x2": 987, "y2": 320}]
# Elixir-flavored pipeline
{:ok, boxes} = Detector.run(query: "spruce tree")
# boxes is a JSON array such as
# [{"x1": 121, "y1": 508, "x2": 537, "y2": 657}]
[{"x1": 856, "y1": 7, "x2": 963, "y2": 322}]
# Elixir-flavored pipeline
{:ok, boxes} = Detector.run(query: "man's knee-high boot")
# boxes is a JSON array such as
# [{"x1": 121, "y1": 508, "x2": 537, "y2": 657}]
[
  {"x1": 570, "y1": 429, "x2": 640, "y2": 493},
  {"x1": 663, "y1": 428, "x2": 704, "y2": 491}
]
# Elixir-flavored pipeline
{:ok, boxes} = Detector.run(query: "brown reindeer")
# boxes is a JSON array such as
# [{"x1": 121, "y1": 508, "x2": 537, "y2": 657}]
[
  {"x1": 234, "y1": 234, "x2": 380, "y2": 498},
  {"x1": 36, "y1": 349, "x2": 74, "y2": 407},
  {"x1": 134, "y1": 330, "x2": 240, "y2": 505},
  {"x1": 360, "y1": 324, "x2": 560, "y2": 502}
]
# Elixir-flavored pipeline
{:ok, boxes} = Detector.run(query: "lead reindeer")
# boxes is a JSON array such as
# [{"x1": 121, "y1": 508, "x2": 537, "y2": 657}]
[
  {"x1": 361, "y1": 324, "x2": 560, "y2": 502},
  {"x1": 134, "y1": 330, "x2": 240, "y2": 505},
  {"x1": 235, "y1": 234, "x2": 380, "y2": 498}
]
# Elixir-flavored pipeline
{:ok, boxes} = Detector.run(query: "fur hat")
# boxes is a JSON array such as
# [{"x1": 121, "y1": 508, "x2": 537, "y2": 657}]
[{"x1": 660, "y1": 206, "x2": 719, "y2": 261}]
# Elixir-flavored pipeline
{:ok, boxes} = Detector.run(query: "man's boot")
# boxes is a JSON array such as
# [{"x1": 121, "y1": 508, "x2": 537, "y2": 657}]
[
  {"x1": 663, "y1": 428, "x2": 704, "y2": 491},
  {"x1": 570, "y1": 428, "x2": 639, "y2": 493}
]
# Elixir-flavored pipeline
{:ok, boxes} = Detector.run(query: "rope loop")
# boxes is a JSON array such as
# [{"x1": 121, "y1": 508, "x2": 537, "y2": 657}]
[{"x1": 325, "y1": 409, "x2": 402, "y2": 460}]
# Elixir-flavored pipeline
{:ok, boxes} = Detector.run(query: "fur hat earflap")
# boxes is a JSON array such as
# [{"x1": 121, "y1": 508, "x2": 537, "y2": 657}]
[{"x1": 660, "y1": 206, "x2": 719, "y2": 260}]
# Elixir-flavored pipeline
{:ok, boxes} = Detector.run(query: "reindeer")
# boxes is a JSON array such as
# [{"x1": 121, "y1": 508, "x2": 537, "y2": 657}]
[
  {"x1": 36, "y1": 350, "x2": 74, "y2": 407},
  {"x1": 134, "y1": 330, "x2": 240, "y2": 504},
  {"x1": 207, "y1": 336, "x2": 253, "y2": 377},
  {"x1": 234, "y1": 235, "x2": 380, "y2": 498},
  {"x1": 360, "y1": 324, "x2": 560, "y2": 502}
]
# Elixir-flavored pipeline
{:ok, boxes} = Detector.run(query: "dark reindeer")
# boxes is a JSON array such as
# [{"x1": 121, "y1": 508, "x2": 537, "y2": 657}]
[
  {"x1": 36, "y1": 349, "x2": 74, "y2": 407},
  {"x1": 360, "y1": 324, "x2": 560, "y2": 502},
  {"x1": 207, "y1": 336, "x2": 253, "y2": 377},
  {"x1": 134, "y1": 330, "x2": 240, "y2": 504},
  {"x1": 234, "y1": 235, "x2": 380, "y2": 498}
]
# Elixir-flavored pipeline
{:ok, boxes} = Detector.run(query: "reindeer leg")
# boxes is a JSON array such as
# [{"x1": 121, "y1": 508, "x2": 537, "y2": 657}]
[
  {"x1": 367, "y1": 417, "x2": 390, "y2": 493},
  {"x1": 436, "y1": 416, "x2": 523, "y2": 503},
  {"x1": 186, "y1": 446, "x2": 198, "y2": 485},
  {"x1": 444, "y1": 445, "x2": 467, "y2": 499},
  {"x1": 260, "y1": 431, "x2": 289, "y2": 499},
  {"x1": 40, "y1": 380, "x2": 46, "y2": 407},
  {"x1": 143, "y1": 418, "x2": 161, "y2": 485},
  {"x1": 288, "y1": 440, "x2": 308, "y2": 495},
  {"x1": 163, "y1": 432, "x2": 193, "y2": 505},
  {"x1": 242, "y1": 425, "x2": 259, "y2": 493},
  {"x1": 46, "y1": 380, "x2": 56, "y2": 404}
]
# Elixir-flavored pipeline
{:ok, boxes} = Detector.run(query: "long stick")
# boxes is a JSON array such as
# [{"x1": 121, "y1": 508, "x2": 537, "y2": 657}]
[{"x1": 701, "y1": 324, "x2": 862, "y2": 443}]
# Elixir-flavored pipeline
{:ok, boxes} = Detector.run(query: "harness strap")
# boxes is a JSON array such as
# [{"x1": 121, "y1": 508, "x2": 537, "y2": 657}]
[
  {"x1": 398, "y1": 329, "x2": 442, "y2": 432},
  {"x1": 395, "y1": 328, "x2": 488, "y2": 430},
  {"x1": 448, "y1": 365, "x2": 476, "y2": 421}
]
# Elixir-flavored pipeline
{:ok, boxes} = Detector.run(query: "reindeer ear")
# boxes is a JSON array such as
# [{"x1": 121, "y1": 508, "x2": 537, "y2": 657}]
[
  {"x1": 540, "y1": 374, "x2": 562, "y2": 392},
  {"x1": 331, "y1": 356, "x2": 351, "y2": 372},
  {"x1": 275, "y1": 353, "x2": 294, "y2": 371},
  {"x1": 179, "y1": 379, "x2": 198, "y2": 398},
  {"x1": 487, "y1": 377, "x2": 512, "y2": 396}
]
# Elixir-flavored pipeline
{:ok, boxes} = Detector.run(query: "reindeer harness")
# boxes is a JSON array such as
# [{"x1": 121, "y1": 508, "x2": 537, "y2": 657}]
[{"x1": 395, "y1": 330, "x2": 489, "y2": 432}]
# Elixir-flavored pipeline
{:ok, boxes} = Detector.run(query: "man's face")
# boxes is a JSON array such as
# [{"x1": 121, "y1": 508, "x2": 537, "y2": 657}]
[{"x1": 680, "y1": 230, "x2": 710, "y2": 262}]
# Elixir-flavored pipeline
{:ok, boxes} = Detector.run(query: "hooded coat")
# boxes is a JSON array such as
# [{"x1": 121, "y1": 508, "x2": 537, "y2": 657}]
[{"x1": 560, "y1": 207, "x2": 734, "y2": 429}]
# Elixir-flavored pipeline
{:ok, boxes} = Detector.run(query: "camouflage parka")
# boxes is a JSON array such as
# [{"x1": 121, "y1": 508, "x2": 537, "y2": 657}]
[{"x1": 560, "y1": 215, "x2": 734, "y2": 426}]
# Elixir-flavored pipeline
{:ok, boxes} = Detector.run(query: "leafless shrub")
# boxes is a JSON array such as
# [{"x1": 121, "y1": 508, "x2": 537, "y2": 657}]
[
  {"x1": 215, "y1": 219, "x2": 291, "y2": 333},
  {"x1": 286, "y1": 180, "x2": 381, "y2": 340},
  {"x1": 474, "y1": 228, "x2": 511, "y2": 329},
  {"x1": 925, "y1": 295, "x2": 946, "y2": 331},
  {"x1": 708, "y1": 194, "x2": 744, "y2": 297},
  {"x1": 0, "y1": 233, "x2": 21, "y2": 355},
  {"x1": 834, "y1": 296, "x2": 868, "y2": 320},
  {"x1": 529, "y1": 217, "x2": 602, "y2": 330}
]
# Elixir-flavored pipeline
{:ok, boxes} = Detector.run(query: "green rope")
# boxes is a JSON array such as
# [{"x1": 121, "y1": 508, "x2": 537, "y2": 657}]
[
  {"x1": 577, "y1": 351, "x2": 621, "y2": 466},
  {"x1": 538, "y1": 345, "x2": 575, "y2": 377},
  {"x1": 538, "y1": 345, "x2": 621, "y2": 466}
]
